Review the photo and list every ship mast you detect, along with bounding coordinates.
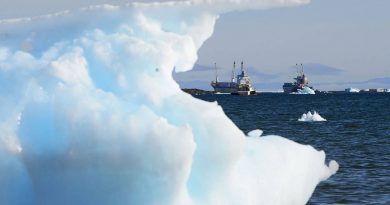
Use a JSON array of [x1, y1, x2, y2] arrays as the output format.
[[300, 63, 304, 75], [214, 62, 218, 82], [241, 61, 244, 75], [231, 61, 236, 83]]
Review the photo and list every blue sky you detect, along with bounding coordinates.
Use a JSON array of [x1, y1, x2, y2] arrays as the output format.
[[0, 0, 389, 91]]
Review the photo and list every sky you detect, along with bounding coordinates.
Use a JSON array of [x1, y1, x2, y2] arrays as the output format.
[[190, 0, 390, 91], [0, 0, 389, 91]]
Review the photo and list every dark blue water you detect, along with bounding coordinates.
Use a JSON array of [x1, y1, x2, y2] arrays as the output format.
[[195, 93, 390, 204]]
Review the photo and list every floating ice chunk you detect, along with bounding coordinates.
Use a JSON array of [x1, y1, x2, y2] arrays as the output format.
[[329, 160, 339, 176], [298, 111, 327, 122], [345, 88, 360, 93], [247, 129, 263, 137], [292, 86, 315, 94], [239, 135, 339, 204], [215, 92, 231, 95]]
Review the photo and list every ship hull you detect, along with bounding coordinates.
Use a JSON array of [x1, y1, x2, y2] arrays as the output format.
[[211, 82, 257, 95], [211, 82, 237, 94], [213, 87, 236, 94], [283, 84, 314, 93], [283, 83, 297, 93], [231, 90, 257, 96], [283, 86, 293, 93], [283, 87, 299, 93]]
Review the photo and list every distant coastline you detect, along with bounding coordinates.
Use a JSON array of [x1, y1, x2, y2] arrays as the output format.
[[182, 88, 390, 95], [182, 88, 214, 95]]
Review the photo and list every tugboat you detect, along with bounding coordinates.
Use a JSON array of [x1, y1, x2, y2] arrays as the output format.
[[283, 64, 314, 93], [211, 61, 257, 95]]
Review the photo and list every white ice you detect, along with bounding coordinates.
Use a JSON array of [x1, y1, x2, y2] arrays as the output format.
[[298, 111, 327, 122], [247, 129, 263, 137], [293, 86, 316, 94], [345, 88, 360, 93], [0, 1, 338, 205]]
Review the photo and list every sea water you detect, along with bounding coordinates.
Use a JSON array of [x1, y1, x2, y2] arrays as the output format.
[[195, 93, 390, 204]]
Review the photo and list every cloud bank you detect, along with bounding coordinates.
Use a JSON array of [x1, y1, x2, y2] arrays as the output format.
[[0, 1, 338, 205]]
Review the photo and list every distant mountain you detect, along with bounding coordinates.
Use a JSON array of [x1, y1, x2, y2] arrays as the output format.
[[316, 77, 390, 86], [313, 76, 390, 91], [174, 63, 281, 80], [292, 63, 343, 76], [188, 64, 215, 72], [175, 80, 213, 90], [365, 77, 390, 85], [174, 63, 283, 90], [246, 66, 282, 81]]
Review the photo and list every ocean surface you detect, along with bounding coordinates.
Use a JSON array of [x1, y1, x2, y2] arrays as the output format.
[[194, 93, 390, 204]]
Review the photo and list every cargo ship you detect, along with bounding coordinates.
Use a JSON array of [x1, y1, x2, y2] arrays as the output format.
[[211, 61, 256, 95], [283, 64, 314, 93]]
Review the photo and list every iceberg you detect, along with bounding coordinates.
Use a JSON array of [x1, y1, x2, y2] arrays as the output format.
[[0, 1, 338, 205], [345, 88, 360, 93], [293, 86, 316, 94], [298, 111, 327, 122]]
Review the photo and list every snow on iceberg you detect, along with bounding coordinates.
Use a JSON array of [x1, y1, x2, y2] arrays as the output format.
[[298, 111, 327, 122], [345, 88, 360, 93], [293, 86, 316, 94], [0, 1, 338, 205]]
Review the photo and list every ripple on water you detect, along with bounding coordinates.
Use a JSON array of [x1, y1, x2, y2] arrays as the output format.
[[196, 93, 390, 204]]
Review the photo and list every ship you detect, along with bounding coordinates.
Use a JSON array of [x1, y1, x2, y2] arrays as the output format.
[[283, 64, 314, 93], [211, 61, 257, 95]]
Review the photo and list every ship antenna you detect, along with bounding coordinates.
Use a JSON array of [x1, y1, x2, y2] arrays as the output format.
[[232, 61, 236, 82], [241, 61, 244, 74], [214, 62, 218, 82]]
